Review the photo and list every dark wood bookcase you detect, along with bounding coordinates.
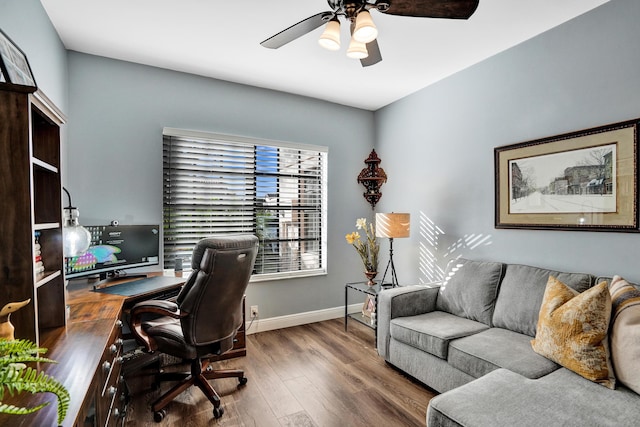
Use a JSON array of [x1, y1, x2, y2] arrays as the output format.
[[0, 85, 67, 345]]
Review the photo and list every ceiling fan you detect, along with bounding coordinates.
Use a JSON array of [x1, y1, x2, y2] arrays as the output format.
[[260, 0, 480, 67]]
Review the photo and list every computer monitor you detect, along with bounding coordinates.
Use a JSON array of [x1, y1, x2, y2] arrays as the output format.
[[65, 224, 160, 280]]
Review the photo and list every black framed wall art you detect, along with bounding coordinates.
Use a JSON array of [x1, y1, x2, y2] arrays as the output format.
[[0, 28, 37, 89], [495, 119, 639, 232]]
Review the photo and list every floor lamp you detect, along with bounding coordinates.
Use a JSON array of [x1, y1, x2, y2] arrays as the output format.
[[376, 213, 410, 287]]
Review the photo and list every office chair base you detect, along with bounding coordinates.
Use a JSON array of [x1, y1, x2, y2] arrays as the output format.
[[153, 409, 166, 422], [213, 407, 224, 419], [149, 358, 246, 422], [152, 406, 225, 422]]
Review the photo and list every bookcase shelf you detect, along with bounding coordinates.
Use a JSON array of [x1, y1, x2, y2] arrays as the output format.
[[35, 270, 61, 288], [0, 87, 67, 344], [32, 157, 58, 173], [34, 222, 61, 231]]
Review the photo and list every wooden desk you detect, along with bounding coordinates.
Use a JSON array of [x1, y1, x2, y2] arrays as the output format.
[[0, 274, 185, 427]]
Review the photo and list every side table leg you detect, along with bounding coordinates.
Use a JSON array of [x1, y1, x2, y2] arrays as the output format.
[[344, 285, 348, 331]]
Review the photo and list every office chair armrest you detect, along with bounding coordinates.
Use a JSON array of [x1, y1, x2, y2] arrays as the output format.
[[132, 299, 180, 314], [130, 300, 186, 352]]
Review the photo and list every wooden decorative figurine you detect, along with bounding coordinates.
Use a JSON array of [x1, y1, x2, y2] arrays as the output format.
[[0, 299, 31, 340]]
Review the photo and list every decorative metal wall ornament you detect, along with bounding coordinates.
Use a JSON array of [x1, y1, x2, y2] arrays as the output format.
[[357, 149, 387, 209]]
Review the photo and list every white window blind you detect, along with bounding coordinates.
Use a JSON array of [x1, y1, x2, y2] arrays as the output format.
[[163, 128, 328, 280]]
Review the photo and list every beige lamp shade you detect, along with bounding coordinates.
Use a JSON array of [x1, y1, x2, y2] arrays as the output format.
[[318, 18, 341, 51], [353, 10, 378, 44], [376, 213, 410, 238], [346, 37, 368, 59]]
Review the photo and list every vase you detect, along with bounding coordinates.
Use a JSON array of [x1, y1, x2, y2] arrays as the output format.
[[364, 271, 378, 286]]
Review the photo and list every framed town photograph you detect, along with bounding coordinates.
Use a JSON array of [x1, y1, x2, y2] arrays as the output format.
[[0, 29, 36, 88], [495, 119, 639, 232]]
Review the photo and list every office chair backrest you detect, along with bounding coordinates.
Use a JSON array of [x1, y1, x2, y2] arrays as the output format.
[[177, 235, 257, 347]]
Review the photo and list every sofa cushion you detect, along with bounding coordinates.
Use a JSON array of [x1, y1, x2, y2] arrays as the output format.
[[531, 277, 615, 389], [448, 328, 559, 380], [609, 275, 640, 394], [427, 368, 640, 427], [492, 263, 592, 337], [435, 258, 504, 326], [390, 311, 488, 359]]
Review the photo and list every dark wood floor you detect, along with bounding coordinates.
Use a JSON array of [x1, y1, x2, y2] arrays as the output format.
[[124, 318, 435, 426]]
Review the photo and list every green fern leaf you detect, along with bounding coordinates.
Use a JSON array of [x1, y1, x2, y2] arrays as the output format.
[[0, 339, 69, 424], [0, 367, 70, 424], [0, 339, 45, 358], [0, 401, 49, 415]]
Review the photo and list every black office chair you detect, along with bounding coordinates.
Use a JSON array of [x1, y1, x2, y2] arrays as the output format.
[[130, 235, 258, 422]]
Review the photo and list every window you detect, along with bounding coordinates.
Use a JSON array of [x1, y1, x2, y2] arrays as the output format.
[[162, 128, 328, 280]]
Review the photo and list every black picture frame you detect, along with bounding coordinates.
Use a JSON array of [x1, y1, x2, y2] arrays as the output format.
[[495, 119, 639, 232], [0, 28, 37, 89]]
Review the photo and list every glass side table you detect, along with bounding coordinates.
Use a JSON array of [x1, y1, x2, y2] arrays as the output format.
[[344, 280, 392, 336]]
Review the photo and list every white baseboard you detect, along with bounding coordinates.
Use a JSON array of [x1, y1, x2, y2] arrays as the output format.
[[245, 303, 363, 335]]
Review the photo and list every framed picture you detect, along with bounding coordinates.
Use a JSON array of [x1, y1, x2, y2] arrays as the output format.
[[495, 119, 639, 232], [0, 29, 36, 88]]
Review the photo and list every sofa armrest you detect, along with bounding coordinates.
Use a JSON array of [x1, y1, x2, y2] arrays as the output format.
[[376, 284, 440, 359]]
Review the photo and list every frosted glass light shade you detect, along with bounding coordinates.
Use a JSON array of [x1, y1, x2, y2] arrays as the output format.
[[376, 213, 410, 238], [63, 208, 91, 257], [347, 37, 368, 59], [318, 19, 341, 51], [353, 10, 378, 43]]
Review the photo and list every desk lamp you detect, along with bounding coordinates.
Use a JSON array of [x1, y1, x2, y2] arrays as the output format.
[[376, 212, 410, 287], [62, 187, 91, 257]]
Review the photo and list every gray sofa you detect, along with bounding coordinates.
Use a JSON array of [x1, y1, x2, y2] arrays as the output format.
[[376, 258, 640, 426]]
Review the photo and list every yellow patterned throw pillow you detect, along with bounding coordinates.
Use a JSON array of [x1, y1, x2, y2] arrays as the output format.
[[609, 275, 640, 394], [531, 276, 615, 389]]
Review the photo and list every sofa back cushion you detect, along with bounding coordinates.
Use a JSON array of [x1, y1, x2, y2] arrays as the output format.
[[435, 258, 505, 326], [492, 263, 592, 337]]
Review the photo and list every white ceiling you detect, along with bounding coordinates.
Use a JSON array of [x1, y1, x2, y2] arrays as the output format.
[[40, 0, 609, 111]]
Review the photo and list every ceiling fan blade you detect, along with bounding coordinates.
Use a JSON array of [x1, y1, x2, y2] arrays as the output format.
[[361, 39, 382, 67], [379, 0, 479, 19], [261, 12, 333, 49]]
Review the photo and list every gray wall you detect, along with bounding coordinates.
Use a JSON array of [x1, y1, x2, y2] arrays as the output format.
[[0, 0, 68, 112], [0, 0, 69, 180], [374, 0, 640, 284], [67, 52, 376, 319]]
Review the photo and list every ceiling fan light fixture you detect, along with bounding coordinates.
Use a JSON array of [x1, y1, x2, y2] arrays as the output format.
[[346, 37, 368, 59], [353, 10, 378, 43], [318, 18, 341, 51]]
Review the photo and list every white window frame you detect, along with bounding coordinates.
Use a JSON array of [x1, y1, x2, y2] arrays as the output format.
[[163, 127, 328, 281]]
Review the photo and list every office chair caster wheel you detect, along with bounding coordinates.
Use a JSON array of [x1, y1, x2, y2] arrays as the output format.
[[213, 406, 224, 419], [239, 376, 248, 386], [153, 409, 166, 422]]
